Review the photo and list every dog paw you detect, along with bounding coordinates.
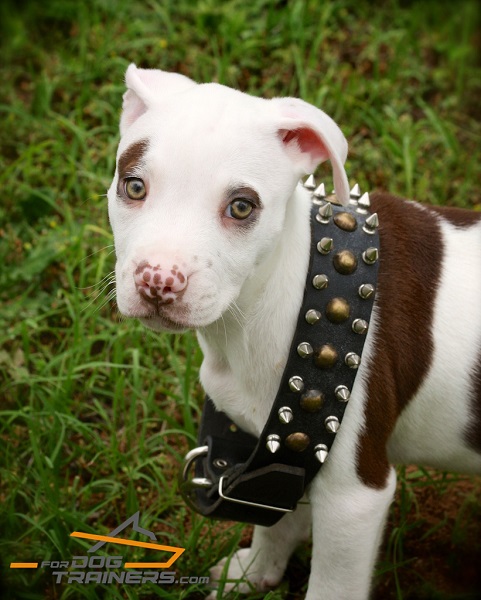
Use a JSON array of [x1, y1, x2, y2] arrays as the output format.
[[206, 547, 283, 598]]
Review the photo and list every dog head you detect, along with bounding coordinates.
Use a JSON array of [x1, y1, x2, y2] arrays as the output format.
[[108, 64, 349, 332]]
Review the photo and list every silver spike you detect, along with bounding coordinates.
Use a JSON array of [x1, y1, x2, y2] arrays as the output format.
[[350, 183, 361, 200], [317, 237, 333, 254], [335, 385, 350, 402], [316, 202, 333, 224], [345, 352, 361, 369], [352, 318, 369, 335], [325, 416, 340, 434], [304, 174, 316, 190], [297, 342, 313, 358], [362, 247, 379, 265], [278, 406, 294, 424], [314, 443, 329, 464], [313, 183, 326, 198], [305, 309, 321, 324], [358, 283, 375, 299], [363, 212, 379, 234], [312, 273, 329, 289], [266, 434, 281, 453], [357, 192, 371, 214], [288, 376, 304, 392]]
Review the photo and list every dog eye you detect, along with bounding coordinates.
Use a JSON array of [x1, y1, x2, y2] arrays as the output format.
[[124, 178, 146, 200], [226, 199, 254, 220]]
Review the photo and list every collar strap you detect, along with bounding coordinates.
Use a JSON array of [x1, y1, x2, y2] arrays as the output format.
[[180, 182, 379, 526]]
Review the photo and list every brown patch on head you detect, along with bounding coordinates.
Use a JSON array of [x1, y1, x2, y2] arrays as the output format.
[[465, 349, 481, 453], [357, 193, 444, 488], [429, 204, 481, 228], [116, 139, 149, 197]]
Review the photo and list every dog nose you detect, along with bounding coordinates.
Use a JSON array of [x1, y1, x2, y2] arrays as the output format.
[[134, 261, 188, 304]]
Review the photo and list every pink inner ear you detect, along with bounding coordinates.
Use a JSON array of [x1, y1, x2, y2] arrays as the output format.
[[282, 127, 329, 163], [120, 89, 148, 134]]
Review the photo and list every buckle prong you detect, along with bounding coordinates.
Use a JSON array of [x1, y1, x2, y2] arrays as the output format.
[[218, 476, 293, 514]]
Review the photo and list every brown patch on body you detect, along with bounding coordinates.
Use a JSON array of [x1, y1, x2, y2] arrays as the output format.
[[116, 140, 149, 197], [357, 193, 444, 488], [429, 204, 481, 228]]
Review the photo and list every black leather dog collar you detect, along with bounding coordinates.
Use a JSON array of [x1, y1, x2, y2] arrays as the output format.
[[179, 180, 379, 526]]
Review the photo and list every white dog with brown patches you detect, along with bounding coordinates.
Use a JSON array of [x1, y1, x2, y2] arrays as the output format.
[[108, 64, 481, 599]]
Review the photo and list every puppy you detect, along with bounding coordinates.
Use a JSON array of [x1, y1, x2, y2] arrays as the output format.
[[108, 64, 481, 599]]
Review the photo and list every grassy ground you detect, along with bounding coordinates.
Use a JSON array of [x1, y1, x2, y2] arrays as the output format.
[[1, 0, 480, 598]]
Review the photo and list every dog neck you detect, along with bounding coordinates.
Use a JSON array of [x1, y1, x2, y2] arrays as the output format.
[[197, 184, 312, 436]]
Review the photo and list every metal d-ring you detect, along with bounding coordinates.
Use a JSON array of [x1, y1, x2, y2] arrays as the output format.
[[179, 445, 212, 511]]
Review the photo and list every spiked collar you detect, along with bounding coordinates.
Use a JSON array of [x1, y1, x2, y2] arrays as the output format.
[[179, 180, 380, 526]]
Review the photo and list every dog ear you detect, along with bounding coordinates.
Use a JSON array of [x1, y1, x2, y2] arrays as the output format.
[[120, 64, 197, 135], [273, 98, 350, 205]]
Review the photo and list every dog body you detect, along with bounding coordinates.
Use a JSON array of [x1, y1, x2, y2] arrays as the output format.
[[108, 65, 481, 599]]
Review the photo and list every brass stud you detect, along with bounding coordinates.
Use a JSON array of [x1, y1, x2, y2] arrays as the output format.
[[362, 247, 379, 265], [345, 352, 361, 369], [335, 385, 350, 402], [266, 434, 281, 454], [333, 212, 357, 232], [278, 406, 294, 424], [305, 309, 321, 324], [297, 342, 313, 358], [313, 274, 329, 289], [352, 318, 369, 334], [285, 432, 310, 452], [314, 443, 329, 463], [325, 297, 351, 324], [326, 193, 343, 206], [288, 376, 304, 392], [317, 237, 333, 254], [333, 250, 358, 275], [325, 416, 340, 434], [300, 389, 325, 413], [315, 344, 338, 369], [358, 283, 375, 299]]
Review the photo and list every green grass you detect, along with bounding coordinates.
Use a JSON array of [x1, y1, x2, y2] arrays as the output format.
[[1, 0, 480, 598]]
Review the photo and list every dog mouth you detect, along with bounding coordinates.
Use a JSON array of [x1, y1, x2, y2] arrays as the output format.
[[138, 313, 189, 332]]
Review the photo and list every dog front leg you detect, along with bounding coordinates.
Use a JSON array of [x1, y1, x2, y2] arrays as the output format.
[[306, 467, 397, 600], [207, 500, 311, 598]]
